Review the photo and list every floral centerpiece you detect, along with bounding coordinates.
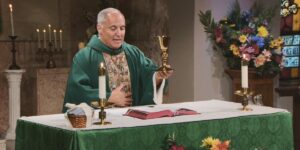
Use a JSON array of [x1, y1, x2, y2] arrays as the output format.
[[199, 0, 284, 75], [163, 133, 231, 150], [201, 136, 230, 150], [163, 133, 186, 150]]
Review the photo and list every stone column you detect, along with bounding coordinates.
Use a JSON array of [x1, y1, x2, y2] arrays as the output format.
[[4, 69, 25, 140], [0, 139, 6, 150]]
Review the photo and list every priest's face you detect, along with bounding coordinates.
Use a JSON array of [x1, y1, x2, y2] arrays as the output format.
[[97, 12, 126, 49]]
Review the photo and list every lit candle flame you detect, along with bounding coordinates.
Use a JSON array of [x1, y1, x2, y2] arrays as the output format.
[[9, 4, 13, 12]]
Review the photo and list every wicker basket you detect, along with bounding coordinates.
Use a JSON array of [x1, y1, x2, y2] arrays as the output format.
[[68, 114, 87, 128]]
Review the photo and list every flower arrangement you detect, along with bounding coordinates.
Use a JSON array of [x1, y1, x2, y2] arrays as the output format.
[[201, 136, 230, 150], [163, 133, 186, 150], [199, 0, 284, 75]]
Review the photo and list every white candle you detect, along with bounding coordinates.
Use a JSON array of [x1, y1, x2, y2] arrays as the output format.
[[43, 29, 46, 49], [59, 29, 62, 49], [53, 29, 57, 49], [48, 24, 52, 42], [99, 62, 106, 99], [36, 29, 41, 48], [9, 4, 14, 36], [241, 63, 248, 88]]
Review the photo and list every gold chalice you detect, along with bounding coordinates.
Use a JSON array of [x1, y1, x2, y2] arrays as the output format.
[[157, 35, 173, 73]]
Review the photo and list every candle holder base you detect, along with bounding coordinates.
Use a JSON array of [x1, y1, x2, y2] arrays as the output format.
[[240, 106, 253, 111], [46, 60, 56, 69], [94, 121, 111, 125], [9, 64, 20, 70], [91, 99, 112, 126]]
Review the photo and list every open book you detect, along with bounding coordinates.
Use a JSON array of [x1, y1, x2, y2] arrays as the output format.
[[124, 107, 198, 119]]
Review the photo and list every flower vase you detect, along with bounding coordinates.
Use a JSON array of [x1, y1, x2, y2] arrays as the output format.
[[225, 69, 278, 107]]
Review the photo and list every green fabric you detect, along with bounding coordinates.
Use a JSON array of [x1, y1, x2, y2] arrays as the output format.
[[63, 35, 157, 112], [15, 112, 293, 150], [88, 36, 123, 55]]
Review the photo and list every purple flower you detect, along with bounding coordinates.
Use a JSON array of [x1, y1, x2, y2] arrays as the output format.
[[250, 36, 265, 48]]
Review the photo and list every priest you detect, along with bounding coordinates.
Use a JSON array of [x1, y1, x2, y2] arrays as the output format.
[[63, 8, 173, 112]]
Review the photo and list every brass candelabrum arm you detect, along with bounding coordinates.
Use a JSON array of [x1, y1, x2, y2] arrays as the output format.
[[234, 88, 253, 111]]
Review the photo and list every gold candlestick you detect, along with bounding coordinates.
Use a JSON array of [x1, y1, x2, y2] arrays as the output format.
[[91, 99, 112, 125], [157, 35, 173, 73], [98, 98, 111, 125], [234, 88, 253, 111], [92, 63, 111, 125]]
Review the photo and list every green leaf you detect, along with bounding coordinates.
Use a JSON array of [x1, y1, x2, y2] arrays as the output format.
[[198, 10, 216, 35]]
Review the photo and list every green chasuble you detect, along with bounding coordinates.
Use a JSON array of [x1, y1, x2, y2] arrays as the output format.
[[63, 35, 157, 112]]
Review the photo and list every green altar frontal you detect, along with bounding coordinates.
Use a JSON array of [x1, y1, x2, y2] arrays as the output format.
[[16, 112, 293, 150]]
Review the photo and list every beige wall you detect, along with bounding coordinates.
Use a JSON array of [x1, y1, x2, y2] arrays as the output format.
[[167, 0, 195, 102]]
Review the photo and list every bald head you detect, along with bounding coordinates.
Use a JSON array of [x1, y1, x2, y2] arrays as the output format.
[[97, 8, 124, 24], [96, 8, 126, 49]]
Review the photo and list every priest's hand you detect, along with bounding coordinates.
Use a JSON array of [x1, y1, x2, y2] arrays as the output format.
[[155, 67, 173, 86], [108, 84, 132, 107]]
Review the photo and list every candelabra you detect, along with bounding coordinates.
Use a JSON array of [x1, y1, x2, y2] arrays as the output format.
[[36, 41, 63, 68], [8, 36, 20, 70]]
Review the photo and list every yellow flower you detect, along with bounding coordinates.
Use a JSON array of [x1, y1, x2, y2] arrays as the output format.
[[257, 26, 269, 37], [239, 35, 247, 43], [270, 37, 284, 49], [277, 37, 283, 44], [230, 44, 238, 51], [201, 136, 214, 147], [230, 44, 240, 56], [232, 48, 240, 56], [269, 40, 277, 48], [201, 136, 230, 150]]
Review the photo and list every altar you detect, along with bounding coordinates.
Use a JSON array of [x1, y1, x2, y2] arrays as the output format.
[[15, 100, 293, 150]]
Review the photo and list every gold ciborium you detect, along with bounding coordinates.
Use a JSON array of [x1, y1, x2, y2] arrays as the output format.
[[157, 35, 173, 73]]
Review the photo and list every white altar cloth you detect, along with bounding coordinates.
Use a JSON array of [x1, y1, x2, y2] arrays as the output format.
[[19, 99, 288, 131]]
